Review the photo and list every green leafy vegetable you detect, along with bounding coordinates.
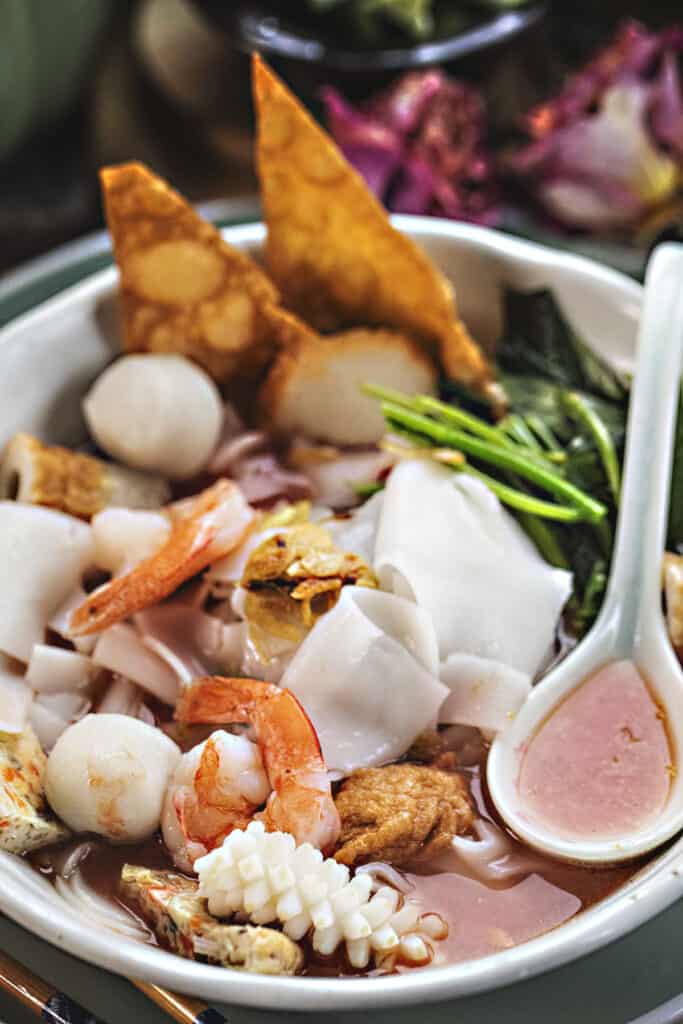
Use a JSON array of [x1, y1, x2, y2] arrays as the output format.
[[497, 289, 627, 402]]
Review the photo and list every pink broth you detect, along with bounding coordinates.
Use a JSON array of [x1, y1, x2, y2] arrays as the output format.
[[519, 660, 672, 840]]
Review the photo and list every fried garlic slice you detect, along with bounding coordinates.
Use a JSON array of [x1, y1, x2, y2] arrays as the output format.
[[242, 522, 377, 644]]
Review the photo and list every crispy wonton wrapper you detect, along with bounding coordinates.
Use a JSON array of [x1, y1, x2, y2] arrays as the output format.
[[252, 55, 491, 391], [100, 162, 309, 381]]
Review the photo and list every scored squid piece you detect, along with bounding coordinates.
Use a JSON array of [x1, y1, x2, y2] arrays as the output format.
[[0, 433, 170, 519]]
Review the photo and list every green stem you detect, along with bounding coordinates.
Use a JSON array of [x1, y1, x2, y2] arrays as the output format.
[[500, 414, 543, 451], [516, 511, 571, 568], [456, 466, 583, 522], [562, 390, 621, 505], [414, 395, 515, 449], [524, 414, 565, 456], [381, 400, 608, 524]]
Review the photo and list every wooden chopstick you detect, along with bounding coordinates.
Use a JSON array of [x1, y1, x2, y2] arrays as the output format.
[[0, 948, 227, 1024], [131, 980, 227, 1024], [0, 947, 104, 1022]]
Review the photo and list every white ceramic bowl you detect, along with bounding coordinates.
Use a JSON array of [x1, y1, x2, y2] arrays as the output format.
[[1, 218, 679, 1014]]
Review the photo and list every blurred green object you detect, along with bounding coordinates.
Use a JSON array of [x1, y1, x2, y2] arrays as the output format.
[[306, 0, 529, 39], [0, 0, 113, 162]]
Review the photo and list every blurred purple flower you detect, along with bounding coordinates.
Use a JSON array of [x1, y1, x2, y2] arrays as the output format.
[[322, 70, 500, 226], [511, 20, 683, 232]]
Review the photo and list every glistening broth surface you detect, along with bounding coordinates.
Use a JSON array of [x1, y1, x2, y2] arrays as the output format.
[[30, 753, 639, 977], [518, 660, 672, 841]]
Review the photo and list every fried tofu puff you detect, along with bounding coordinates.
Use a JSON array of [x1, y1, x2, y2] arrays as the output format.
[[334, 763, 474, 868], [252, 55, 491, 392], [260, 327, 438, 445], [0, 433, 170, 518]]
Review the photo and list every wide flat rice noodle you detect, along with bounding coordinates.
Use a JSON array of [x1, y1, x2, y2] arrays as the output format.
[[374, 461, 572, 676], [324, 491, 384, 564], [93, 624, 179, 705], [280, 586, 446, 773], [0, 503, 94, 662], [439, 653, 532, 733], [0, 657, 31, 734], [26, 646, 95, 694]]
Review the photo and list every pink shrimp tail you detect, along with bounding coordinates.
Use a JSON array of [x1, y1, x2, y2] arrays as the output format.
[[176, 676, 341, 853]]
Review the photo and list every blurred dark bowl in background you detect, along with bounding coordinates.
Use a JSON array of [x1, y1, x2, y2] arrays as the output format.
[[191, 0, 548, 119]]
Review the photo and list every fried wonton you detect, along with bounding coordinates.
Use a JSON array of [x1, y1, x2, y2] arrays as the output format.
[[260, 326, 438, 445], [252, 55, 491, 390], [100, 162, 309, 381]]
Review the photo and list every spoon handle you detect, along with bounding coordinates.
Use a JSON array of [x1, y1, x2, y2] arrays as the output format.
[[601, 244, 683, 649]]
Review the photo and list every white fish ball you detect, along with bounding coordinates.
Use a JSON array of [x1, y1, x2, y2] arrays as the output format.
[[45, 714, 181, 842], [83, 354, 223, 479]]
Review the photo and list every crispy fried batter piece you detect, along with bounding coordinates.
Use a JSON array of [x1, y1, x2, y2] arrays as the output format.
[[100, 162, 310, 381], [0, 725, 70, 854], [242, 522, 377, 644], [260, 326, 437, 445], [252, 55, 490, 390], [663, 552, 683, 648], [0, 433, 169, 519], [334, 763, 474, 868], [120, 865, 303, 974]]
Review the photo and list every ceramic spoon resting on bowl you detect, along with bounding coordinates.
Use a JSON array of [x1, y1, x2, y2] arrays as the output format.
[[487, 244, 683, 865]]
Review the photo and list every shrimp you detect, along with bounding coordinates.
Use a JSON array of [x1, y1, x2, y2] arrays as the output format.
[[162, 730, 270, 872], [69, 480, 254, 637], [175, 676, 341, 857]]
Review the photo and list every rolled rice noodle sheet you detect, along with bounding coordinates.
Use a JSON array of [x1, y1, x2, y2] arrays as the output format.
[[35, 691, 91, 723], [98, 675, 144, 716], [439, 653, 532, 733], [26, 645, 96, 694], [49, 588, 98, 655], [29, 702, 69, 751], [91, 508, 171, 574], [135, 603, 247, 685], [324, 491, 384, 565], [281, 586, 447, 773], [0, 656, 31, 734], [29, 691, 90, 751], [0, 503, 95, 663], [93, 624, 179, 705], [375, 462, 572, 675]]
